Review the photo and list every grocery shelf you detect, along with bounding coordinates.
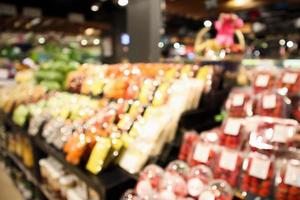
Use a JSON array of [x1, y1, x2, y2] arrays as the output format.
[[4, 150, 38, 185], [0, 111, 137, 200]]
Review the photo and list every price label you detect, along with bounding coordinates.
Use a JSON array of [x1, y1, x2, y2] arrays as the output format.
[[284, 162, 300, 187], [255, 75, 269, 87], [272, 125, 295, 143], [193, 143, 210, 163], [249, 157, 271, 180], [0, 69, 9, 79], [283, 72, 298, 84], [232, 94, 244, 107], [224, 119, 241, 136], [263, 94, 276, 109], [188, 178, 204, 197], [219, 150, 238, 171]]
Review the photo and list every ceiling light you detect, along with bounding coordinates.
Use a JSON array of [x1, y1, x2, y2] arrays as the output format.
[[279, 39, 285, 46], [204, 20, 212, 28], [81, 39, 88, 46], [158, 42, 164, 48], [93, 38, 100, 45], [118, 0, 128, 7], [287, 41, 294, 48], [173, 42, 180, 49], [91, 4, 99, 12]]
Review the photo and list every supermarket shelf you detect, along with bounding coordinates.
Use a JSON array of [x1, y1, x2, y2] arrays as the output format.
[[4, 151, 38, 186], [39, 185, 59, 200], [0, 111, 137, 200]]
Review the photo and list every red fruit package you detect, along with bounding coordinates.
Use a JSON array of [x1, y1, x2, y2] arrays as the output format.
[[187, 139, 218, 169], [135, 164, 164, 198], [225, 89, 254, 118], [248, 116, 298, 152], [240, 152, 275, 198], [187, 165, 213, 198], [214, 148, 243, 187], [275, 159, 300, 200], [254, 91, 290, 118], [178, 131, 199, 161], [277, 69, 300, 96], [198, 179, 233, 200], [253, 71, 276, 94], [219, 118, 245, 149], [291, 96, 300, 122]]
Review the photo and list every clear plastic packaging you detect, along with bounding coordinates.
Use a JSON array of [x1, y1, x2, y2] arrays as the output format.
[[225, 88, 253, 117], [240, 152, 275, 198], [248, 116, 298, 151], [219, 118, 245, 149], [275, 159, 300, 200], [253, 70, 276, 94], [198, 179, 233, 200], [254, 91, 291, 118], [187, 138, 218, 168], [187, 165, 213, 197], [277, 69, 300, 96], [214, 148, 243, 187], [178, 131, 199, 161], [135, 164, 164, 198]]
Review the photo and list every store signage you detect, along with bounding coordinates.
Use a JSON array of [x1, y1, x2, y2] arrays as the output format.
[[0, 3, 17, 16], [23, 7, 42, 17]]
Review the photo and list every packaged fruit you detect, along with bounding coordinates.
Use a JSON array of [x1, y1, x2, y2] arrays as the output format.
[[254, 91, 290, 118], [159, 170, 188, 198], [277, 69, 300, 96], [275, 159, 300, 200], [214, 148, 243, 187], [248, 116, 298, 151], [240, 152, 275, 198], [225, 88, 253, 117], [121, 189, 141, 200], [291, 96, 300, 122], [165, 160, 190, 179], [187, 165, 213, 197], [253, 71, 276, 94], [219, 118, 245, 149], [135, 164, 164, 198], [198, 179, 233, 200], [178, 131, 198, 161], [187, 139, 218, 168]]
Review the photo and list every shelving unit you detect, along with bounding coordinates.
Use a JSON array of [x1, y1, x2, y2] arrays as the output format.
[[0, 111, 137, 200]]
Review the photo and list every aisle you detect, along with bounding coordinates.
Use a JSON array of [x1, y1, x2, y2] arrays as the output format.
[[0, 163, 23, 200]]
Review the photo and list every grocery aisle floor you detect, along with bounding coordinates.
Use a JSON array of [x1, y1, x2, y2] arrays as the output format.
[[0, 163, 23, 200]]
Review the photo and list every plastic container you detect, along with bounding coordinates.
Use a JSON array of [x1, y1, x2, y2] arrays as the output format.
[[277, 69, 300, 96], [135, 164, 164, 198], [254, 91, 290, 118], [225, 88, 253, 117], [198, 179, 233, 200], [240, 152, 275, 198], [248, 116, 298, 152], [219, 118, 245, 149], [178, 131, 199, 161], [214, 148, 243, 187], [253, 71, 276, 94], [187, 165, 213, 198], [275, 159, 300, 200], [187, 139, 218, 168]]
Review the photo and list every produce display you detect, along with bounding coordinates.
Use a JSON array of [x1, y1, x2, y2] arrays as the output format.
[[275, 158, 300, 200], [0, 63, 207, 176], [121, 161, 231, 200]]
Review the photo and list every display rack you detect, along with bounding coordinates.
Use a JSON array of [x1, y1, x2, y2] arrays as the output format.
[[0, 111, 137, 200]]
